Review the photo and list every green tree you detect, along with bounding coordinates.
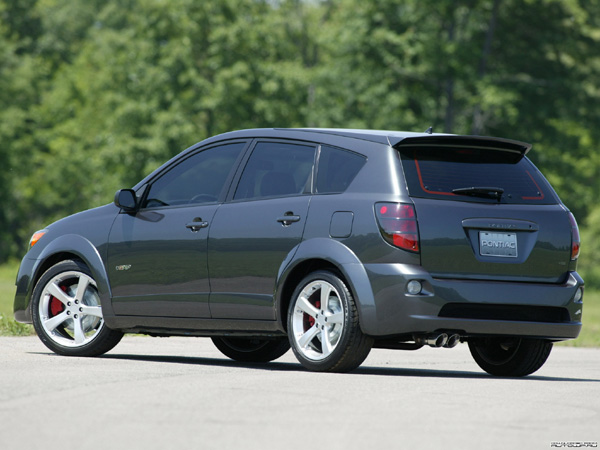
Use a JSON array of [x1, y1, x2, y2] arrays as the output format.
[[486, 0, 600, 221], [315, 0, 600, 220], [0, 0, 45, 257], [579, 205, 600, 286], [14, 0, 324, 240], [1, 0, 599, 287]]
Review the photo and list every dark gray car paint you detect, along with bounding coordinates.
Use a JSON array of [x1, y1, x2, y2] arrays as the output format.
[[107, 203, 220, 318], [208, 196, 311, 320], [14, 128, 583, 342], [14, 204, 119, 323]]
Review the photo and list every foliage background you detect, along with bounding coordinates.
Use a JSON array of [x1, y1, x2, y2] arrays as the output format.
[[1, 0, 599, 285]]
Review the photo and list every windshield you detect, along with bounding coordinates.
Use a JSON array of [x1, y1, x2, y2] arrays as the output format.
[[399, 146, 558, 205]]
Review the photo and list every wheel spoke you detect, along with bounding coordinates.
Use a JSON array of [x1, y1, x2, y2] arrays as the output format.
[[74, 275, 91, 303], [43, 311, 69, 332], [328, 311, 343, 325], [46, 282, 71, 305], [321, 328, 333, 357], [73, 317, 86, 344], [296, 294, 318, 318], [34, 266, 121, 352], [298, 324, 320, 349], [291, 277, 356, 364], [320, 284, 332, 311], [80, 305, 103, 318]]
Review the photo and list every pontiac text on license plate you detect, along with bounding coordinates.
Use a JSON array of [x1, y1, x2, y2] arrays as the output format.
[[479, 231, 518, 258]]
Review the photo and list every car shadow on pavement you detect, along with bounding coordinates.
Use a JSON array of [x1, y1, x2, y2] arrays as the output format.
[[353, 365, 600, 382], [95, 352, 600, 383], [99, 352, 298, 370]]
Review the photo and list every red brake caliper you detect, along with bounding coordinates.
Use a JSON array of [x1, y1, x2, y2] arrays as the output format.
[[305, 300, 321, 329], [49, 285, 67, 316]]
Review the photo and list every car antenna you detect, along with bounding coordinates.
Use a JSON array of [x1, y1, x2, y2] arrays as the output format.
[[424, 126, 433, 134]]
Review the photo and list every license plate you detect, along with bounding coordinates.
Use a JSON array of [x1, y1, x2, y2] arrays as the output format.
[[479, 231, 518, 258]]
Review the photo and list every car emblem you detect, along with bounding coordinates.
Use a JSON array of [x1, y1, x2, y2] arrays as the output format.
[[115, 265, 132, 271]]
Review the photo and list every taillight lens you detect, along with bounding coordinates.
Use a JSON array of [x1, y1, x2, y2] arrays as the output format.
[[375, 202, 420, 253], [568, 212, 580, 260]]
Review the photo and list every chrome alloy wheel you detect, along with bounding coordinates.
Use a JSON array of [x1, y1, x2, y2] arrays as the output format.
[[290, 280, 345, 361], [38, 270, 104, 347]]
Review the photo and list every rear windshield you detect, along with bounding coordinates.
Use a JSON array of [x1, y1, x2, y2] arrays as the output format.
[[399, 146, 557, 204]]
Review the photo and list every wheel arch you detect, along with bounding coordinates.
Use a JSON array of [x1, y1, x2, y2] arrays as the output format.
[[275, 238, 376, 334], [17, 235, 115, 324]]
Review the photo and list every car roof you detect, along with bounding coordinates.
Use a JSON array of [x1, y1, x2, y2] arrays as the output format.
[[134, 128, 532, 191], [282, 128, 442, 145], [204, 127, 440, 146], [202, 128, 531, 154]]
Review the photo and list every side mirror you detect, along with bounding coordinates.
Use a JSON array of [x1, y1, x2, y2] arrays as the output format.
[[114, 189, 138, 212]]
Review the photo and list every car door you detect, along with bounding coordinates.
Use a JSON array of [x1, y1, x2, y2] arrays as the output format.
[[208, 140, 317, 320], [107, 141, 246, 318]]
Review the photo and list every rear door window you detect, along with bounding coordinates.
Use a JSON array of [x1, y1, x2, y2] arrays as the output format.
[[316, 145, 366, 194], [234, 142, 316, 200], [399, 147, 557, 205]]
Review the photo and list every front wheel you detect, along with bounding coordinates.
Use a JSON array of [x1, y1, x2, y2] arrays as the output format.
[[287, 271, 373, 372], [468, 337, 553, 377], [31, 260, 123, 357], [211, 337, 290, 362]]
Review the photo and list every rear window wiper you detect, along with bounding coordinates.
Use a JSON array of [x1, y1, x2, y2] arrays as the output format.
[[452, 186, 504, 201]]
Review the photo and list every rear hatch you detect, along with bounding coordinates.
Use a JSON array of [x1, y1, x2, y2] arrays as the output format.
[[396, 136, 574, 284]]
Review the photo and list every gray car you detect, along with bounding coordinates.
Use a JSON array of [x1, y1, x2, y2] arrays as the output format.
[[14, 128, 584, 376]]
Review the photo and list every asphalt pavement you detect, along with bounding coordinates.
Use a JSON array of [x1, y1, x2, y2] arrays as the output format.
[[1, 336, 598, 450]]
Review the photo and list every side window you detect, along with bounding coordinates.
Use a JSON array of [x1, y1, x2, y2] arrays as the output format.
[[316, 145, 366, 193], [143, 142, 244, 208], [234, 142, 316, 200]]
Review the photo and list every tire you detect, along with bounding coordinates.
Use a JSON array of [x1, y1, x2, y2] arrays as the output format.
[[31, 260, 123, 357], [287, 270, 373, 372], [468, 337, 553, 377], [211, 337, 290, 362]]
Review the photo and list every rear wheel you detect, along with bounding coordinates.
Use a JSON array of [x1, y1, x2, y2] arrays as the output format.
[[287, 271, 373, 372], [31, 260, 123, 357], [468, 337, 553, 377], [211, 337, 290, 362]]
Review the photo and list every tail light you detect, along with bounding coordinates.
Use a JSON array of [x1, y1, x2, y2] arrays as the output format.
[[568, 212, 580, 260], [375, 202, 419, 253]]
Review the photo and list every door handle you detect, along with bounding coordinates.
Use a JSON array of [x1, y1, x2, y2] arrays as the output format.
[[186, 218, 209, 232], [276, 212, 301, 226]]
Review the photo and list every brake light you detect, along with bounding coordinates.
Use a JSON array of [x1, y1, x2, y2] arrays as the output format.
[[375, 203, 420, 252], [568, 212, 580, 260]]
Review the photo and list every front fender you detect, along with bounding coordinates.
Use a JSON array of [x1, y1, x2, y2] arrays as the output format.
[[14, 235, 115, 324], [275, 238, 377, 334]]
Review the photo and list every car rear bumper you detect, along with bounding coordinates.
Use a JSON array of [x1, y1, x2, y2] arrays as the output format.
[[358, 263, 583, 340]]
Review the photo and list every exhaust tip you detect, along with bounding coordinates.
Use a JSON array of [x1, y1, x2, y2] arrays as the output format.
[[444, 334, 461, 348], [414, 333, 448, 348], [433, 333, 448, 348]]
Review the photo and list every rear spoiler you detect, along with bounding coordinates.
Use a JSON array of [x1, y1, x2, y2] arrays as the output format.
[[390, 135, 532, 157]]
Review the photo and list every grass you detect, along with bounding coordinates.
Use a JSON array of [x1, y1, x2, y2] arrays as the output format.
[[558, 289, 600, 347], [0, 260, 34, 336], [0, 261, 598, 345]]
